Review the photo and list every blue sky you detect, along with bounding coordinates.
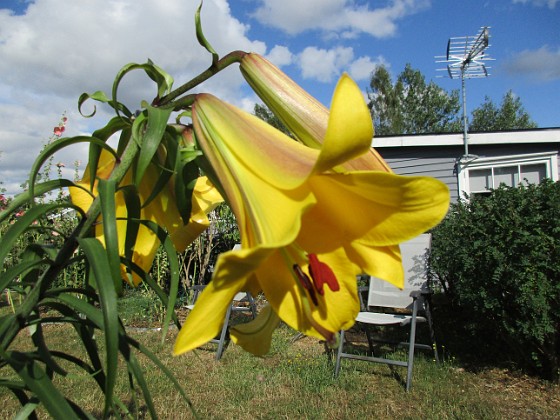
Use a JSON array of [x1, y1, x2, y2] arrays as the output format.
[[0, 0, 559, 196]]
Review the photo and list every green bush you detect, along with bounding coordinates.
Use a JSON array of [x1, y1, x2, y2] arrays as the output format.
[[429, 180, 560, 381]]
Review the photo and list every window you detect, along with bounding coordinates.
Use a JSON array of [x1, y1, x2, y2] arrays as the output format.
[[458, 152, 558, 197]]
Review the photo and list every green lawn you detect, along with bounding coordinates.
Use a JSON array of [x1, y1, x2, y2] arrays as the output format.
[[1, 313, 559, 419]]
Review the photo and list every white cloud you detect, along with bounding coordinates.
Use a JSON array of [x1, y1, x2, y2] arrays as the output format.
[[349, 55, 390, 81], [298, 46, 354, 82], [0, 0, 266, 196], [512, 0, 558, 9], [252, 0, 430, 38], [297, 46, 385, 83], [505, 46, 560, 81], [265, 45, 294, 67]]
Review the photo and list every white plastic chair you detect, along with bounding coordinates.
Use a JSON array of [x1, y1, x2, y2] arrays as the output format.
[[334, 233, 438, 391], [185, 245, 257, 360]]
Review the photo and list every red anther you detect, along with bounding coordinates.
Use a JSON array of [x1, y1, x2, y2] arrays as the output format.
[[293, 264, 318, 306], [308, 254, 340, 295]]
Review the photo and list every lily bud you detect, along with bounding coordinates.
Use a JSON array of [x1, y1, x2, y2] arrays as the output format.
[[240, 53, 392, 172]]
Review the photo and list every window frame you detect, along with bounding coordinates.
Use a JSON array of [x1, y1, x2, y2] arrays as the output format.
[[457, 152, 559, 197]]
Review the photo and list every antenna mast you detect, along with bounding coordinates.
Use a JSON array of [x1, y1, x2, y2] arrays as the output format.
[[436, 26, 493, 158]]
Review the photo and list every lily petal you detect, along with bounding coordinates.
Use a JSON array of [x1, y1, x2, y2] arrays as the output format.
[[230, 304, 281, 356], [313, 74, 373, 174], [174, 276, 246, 355]]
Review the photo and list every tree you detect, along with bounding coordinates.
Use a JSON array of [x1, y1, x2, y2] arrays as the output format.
[[469, 90, 538, 131], [254, 103, 292, 136], [368, 64, 462, 135]]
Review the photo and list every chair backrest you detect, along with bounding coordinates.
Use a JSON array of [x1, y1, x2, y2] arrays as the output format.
[[367, 233, 431, 310]]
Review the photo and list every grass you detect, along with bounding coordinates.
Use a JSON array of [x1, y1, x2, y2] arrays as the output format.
[[1, 293, 560, 418]]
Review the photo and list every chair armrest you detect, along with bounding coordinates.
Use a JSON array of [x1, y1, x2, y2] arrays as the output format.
[[409, 290, 422, 299]]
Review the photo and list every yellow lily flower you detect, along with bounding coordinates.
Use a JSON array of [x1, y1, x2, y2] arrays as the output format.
[[240, 52, 391, 172], [241, 52, 404, 292], [173, 73, 449, 356], [69, 147, 223, 285]]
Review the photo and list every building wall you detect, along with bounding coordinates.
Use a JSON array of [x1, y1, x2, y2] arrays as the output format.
[[376, 146, 461, 201], [376, 142, 560, 203]]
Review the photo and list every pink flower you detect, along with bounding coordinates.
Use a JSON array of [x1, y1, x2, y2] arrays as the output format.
[[53, 126, 65, 136]]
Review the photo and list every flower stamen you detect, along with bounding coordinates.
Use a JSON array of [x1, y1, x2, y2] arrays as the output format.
[[308, 254, 340, 295], [292, 264, 318, 306]]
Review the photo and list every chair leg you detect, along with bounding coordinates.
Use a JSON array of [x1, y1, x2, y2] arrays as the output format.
[[215, 303, 234, 360], [247, 293, 257, 319], [405, 300, 419, 392], [334, 330, 345, 378]]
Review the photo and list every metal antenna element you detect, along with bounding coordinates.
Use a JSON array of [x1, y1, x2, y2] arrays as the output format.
[[436, 26, 493, 158]]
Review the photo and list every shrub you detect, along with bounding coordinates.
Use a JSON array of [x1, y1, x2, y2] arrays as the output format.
[[429, 180, 560, 381]]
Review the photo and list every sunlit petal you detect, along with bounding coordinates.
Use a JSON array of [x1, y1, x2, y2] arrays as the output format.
[[313, 74, 373, 174], [240, 53, 391, 173], [174, 277, 246, 355]]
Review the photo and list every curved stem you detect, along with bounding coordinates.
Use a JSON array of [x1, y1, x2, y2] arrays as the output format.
[[155, 50, 247, 107]]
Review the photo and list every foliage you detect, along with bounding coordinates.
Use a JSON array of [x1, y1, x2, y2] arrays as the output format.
[[367, 65, 538, 136], [254, 103, 292, 136], [0, 4, 249, 416], [367, 64, 462, 135], [429, 180, 560, 381], [469, 90, 538, 131]]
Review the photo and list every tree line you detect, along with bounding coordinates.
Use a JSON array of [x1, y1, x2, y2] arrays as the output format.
[[255, 63, 537, 135]]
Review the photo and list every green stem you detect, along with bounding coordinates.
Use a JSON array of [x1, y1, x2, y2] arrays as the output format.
[[155, 50, 247, 107]]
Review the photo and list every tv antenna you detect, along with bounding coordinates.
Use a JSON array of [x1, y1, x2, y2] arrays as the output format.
[[436, 26, 493, 158]]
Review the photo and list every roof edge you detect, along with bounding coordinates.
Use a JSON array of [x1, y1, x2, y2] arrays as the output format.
[[373, 127, 560, 148]]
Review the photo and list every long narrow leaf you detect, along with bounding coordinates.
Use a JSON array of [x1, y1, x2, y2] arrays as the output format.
[[125, 352, 157, 419], [126, 335, 196, 416], [14, 398, 39, 420], [0, 260, 51, 292], [98, 178, 123, 295], [7, 351, 77, 418], [112, 62, 174, 107], [133, 104, 174, 186], [77, 238, 120, 417], [0, 203, 63, 269], [0, 179, 76, 224], [195, 1, 219, 65], [28, 136, 115, 200], [134, 219, 181, 333], [29, 323, 67, 376]]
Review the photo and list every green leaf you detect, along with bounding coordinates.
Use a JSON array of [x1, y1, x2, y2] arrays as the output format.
[[0, 260, 51, 293], [97, 178, 123, 295], [195, 1, 219, 65], [112, 61, 174, 113], [14, 399, 39, 420], [118, 185, 141, 284], [133, 104, 174, 186], [126, 353, 157, 419], [0, 203, 64, 270], [28, 136, 116, 201], [0, 180, 77, 224], [77, 238, 120, 417], [78, 90, 133, 118], [142, 220, 181, 334], [6, 351, 77, 418], [29, 323, 67, 376], [126, 335, 196, 415], [176, 160, 199, 225]]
